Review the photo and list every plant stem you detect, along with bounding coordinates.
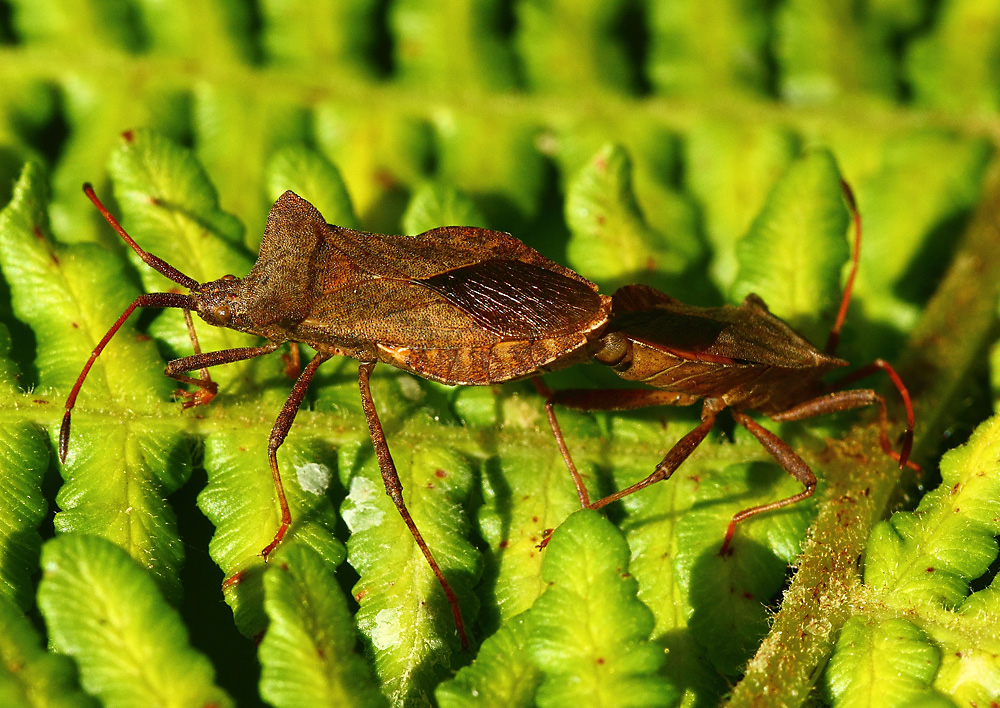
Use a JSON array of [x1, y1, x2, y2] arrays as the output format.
[[727, 156, 1000, 706]]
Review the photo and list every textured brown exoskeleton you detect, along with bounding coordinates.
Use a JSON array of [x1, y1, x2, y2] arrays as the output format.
[[538, 183, 916, 553], [60, 185, 611, 648]]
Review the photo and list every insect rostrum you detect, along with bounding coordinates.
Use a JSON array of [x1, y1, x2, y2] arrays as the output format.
[[60, 184, 610, 649]]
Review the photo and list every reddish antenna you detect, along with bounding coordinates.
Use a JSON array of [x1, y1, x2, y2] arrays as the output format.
[[825, 179, 862, 356], [823, 180, 915, 471], [60, 185, 198, 462], [82, 184, 198, 291]]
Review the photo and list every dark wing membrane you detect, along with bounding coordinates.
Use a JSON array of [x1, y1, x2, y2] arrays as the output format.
[[615, 301, 833, 369], [612, 283, 679, 312], [613, 309, 733, 361], [417, 258, 605, 338]]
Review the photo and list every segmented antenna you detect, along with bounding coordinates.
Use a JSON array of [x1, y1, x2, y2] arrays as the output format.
[[825, 179, 861, 356], [824, 181, 916, 471], [83, 183, 198, 291], [60, 186, 199, 462]]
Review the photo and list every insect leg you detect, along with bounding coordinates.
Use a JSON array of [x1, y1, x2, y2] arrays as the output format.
[[165, 341, 283, 374], [259, 350, 332, 559], [358, 361, 468, 650], [282, 342, 301, 380], [770, 383, 916, 471], [587, 398, 720, 511], [727, 410, 816, 555], [823, 359, 915, 469], [171, 308, 216, 407], [531, 377, 591, 506], [535, 378, 700, 508], [163, 341, 283, 407], [177, 308, 214, 408]]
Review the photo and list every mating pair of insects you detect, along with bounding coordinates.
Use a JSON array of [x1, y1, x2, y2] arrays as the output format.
[[60, 182, 915, 650]]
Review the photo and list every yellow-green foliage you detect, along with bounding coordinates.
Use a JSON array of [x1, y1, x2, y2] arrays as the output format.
[[0, 2, 999, 707]]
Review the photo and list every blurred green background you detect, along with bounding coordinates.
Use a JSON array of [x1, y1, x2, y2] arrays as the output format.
[[1, 2, 1000, 708]]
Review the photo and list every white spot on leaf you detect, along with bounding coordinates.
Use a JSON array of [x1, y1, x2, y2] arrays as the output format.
[[295, 462, 331, 495], [370, 607, 402, 650], [343, 475, 384, 532]]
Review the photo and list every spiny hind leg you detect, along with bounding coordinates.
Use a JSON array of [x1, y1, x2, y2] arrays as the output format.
[[724, 410, 816, 555], [769, 387, 916, 470], [359, 361, 468, 650]]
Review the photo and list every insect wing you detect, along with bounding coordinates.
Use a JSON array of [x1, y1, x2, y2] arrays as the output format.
[[608, 306, 763, 394], [296, 225, 609, 384], [613, 307, 734, 364], [613, 285, 835, 370], [305, 226, 607, 345], [611, 283, 680, 311], [418, 258, 604, 339]]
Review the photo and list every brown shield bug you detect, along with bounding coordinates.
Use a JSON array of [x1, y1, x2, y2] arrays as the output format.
[[60, 184, 611, 648], [538, 182, 916, 553]]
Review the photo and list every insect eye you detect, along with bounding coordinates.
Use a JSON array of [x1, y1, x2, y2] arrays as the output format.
[[221, 274, 236, 281], [213, 305, 232, 323]]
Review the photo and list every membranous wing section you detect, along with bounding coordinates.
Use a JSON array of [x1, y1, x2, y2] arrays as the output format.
[[297, 225, 609, 384], [609, 285, 844, 406], [418, 258, 603, 338]]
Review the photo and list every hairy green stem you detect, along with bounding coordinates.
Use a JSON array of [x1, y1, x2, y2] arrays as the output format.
[[728, 156, 1000, 706]]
